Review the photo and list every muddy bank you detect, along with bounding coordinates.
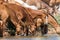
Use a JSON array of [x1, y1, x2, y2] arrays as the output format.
[[0, 34, 60, 40]]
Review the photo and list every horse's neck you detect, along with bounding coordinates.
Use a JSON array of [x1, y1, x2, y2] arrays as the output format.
[[48, 14, 60, 28]]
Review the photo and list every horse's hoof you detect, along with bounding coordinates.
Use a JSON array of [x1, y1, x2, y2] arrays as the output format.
[[15, 33, 18, 36], [20, 33, 24, 36], [3, 32, 10, 37], [24, 34, 26, 36]]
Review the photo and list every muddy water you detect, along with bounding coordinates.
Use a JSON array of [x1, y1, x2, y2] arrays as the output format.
[[0, 34, 60, 40]]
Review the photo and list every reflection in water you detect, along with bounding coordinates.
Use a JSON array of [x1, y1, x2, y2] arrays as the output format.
[[0, 34, 60, 40]]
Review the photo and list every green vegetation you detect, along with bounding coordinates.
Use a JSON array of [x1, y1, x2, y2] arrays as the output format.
[[54, 14, 60, 24]]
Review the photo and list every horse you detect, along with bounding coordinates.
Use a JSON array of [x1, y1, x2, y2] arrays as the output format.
[[1, 1, 59, 35], [0, 1, 35, 36], [3, 3, 47, 35], [0, 1, 37, 36], [4, 3, 36, 36], [2, 0, 48, 35]]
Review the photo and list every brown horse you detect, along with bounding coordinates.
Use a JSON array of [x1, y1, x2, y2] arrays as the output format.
[[0, 1, 35, 36], [0, 1, 59, 35], [0, 1, 39, 36], [3, 3, 47, 35], [5, 3, 36, 36]]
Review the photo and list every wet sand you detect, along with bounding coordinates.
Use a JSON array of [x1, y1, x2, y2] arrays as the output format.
[[0, 34, 60, 40]]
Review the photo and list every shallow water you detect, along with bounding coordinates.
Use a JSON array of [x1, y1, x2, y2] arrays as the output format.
[[0, 34, 60, 40]]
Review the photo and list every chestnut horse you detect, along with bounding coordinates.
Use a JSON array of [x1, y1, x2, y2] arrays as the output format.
[[0, 0, 59, 35], [0, 1, 36, 36], [5, 3, 36, 36], [0, 0, 44, 36]]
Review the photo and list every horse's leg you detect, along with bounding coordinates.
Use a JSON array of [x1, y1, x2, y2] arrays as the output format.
[[0, 20, 3, 37], [8, 9, 22, 35], [23, 26, 27, 36], [0, 21, 9, 37], [10, 19, 22, 36], [3, 21, 9, 37], [1, 12, 9, 37], [23, 25, 28, 36], [28, 24, 36, 36], [16, 24, 21, 35]]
